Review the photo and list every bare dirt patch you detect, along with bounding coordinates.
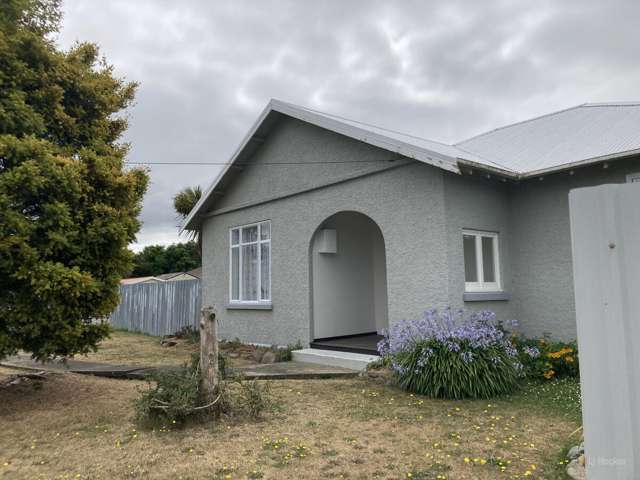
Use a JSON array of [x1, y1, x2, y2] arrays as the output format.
[[0, 368, 578, 479]]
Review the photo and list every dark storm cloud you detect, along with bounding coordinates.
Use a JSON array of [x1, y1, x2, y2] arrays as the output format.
[[56, 0, 640, 249]]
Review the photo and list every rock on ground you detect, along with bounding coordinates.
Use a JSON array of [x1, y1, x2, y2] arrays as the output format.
[[261, 351, 276, 364], [566, 456, 586, 480]]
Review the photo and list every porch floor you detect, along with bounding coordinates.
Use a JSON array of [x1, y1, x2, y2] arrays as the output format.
[[310, 333, 382, 355]]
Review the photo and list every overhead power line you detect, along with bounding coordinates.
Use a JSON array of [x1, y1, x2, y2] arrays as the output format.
[[124, 158, 403, 166]]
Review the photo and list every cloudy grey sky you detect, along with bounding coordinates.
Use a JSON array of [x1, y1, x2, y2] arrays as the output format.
[[56, 0, 640, 250]]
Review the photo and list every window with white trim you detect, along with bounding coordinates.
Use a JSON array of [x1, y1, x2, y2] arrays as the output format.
[[462, 230, 501, 292], [230, 221, 271, 303], [626, 172, 640, 183]]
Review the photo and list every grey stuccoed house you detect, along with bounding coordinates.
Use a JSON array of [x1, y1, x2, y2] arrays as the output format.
[[183, 100, 640, 365]]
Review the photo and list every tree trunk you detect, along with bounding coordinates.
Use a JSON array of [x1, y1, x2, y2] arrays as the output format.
[[199, 305, 219, 401]]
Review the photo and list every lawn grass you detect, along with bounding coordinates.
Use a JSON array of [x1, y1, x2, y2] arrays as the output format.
[[0, 366, 581, 479], [81, 330, 256, 368], [81, 330, 198, 367]]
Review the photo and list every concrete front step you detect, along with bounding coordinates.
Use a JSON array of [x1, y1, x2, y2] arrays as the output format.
[[291, 348, 378, 371]]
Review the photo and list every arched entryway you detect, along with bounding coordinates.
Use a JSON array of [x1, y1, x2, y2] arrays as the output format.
[[309, 211, 388, 354]]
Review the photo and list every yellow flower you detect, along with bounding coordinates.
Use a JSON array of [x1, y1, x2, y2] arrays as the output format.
[[565, 356, 574, 363], [464, 457, 470, 463]]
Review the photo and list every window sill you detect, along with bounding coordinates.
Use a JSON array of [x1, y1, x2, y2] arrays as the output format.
[[463, 291, 510, 302], [226, 303, 273, 310]]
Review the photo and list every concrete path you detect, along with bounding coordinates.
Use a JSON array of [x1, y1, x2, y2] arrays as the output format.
[[233, 361, 358, 380], [1, 354, 358, 380]]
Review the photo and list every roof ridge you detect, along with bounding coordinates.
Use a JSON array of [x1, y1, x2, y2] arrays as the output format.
[[455, 103, 587, 146], [274, 99, 452, 147]]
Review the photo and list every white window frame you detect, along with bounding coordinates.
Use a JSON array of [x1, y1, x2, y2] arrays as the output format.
[[626, 172, 640, 183], [462, 229, 501, 293], [229, 220, 271, 304]]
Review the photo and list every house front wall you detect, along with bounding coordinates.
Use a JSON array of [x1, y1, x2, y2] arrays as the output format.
[[509, 156, 640, 340], [201, 119, 452, 346], [199, 115, 640, 346], [442, 172, 514, 321]]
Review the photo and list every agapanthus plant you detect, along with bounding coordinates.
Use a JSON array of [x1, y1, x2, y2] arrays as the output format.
[[378, 308, 521, 399]]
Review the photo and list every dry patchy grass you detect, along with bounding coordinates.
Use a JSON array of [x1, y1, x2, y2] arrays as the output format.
[[0, 367, 578, 479], [81, 330, 198, 367], [81, 330, 254, 368]]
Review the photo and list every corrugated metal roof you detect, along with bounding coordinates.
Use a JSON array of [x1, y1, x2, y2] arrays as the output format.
[[156, 272, 182, 281], [457, 103, 640, 176], [277, 101, 495, 168], [120, 276, 159, 285]]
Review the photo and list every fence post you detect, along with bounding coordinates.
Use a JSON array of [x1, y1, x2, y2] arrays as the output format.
[[569, 183, 640, 479], [199, 305, 219, 400]]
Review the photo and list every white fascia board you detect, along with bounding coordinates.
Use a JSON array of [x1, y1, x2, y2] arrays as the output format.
[[455, 158, 519, 179], [182, 101, 277, 231], [458, 147, 640, 180], [519, 148, 640, 179]]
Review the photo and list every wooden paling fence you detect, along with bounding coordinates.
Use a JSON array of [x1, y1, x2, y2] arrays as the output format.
[[109, 279, 201, 336]]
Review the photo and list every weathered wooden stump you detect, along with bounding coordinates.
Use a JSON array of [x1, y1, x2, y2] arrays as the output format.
[[199, 305, 219, 401]]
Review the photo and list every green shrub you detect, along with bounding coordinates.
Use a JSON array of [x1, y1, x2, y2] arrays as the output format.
[[273, 340, 303, 362], [135, 353, 274, 427], [134, 361, 216, 427], [378, 309, 521, 399], [234, 378, 276, 418], [395, 339, 519, 399], [512, 337, 579, 380], [189, 351, 227, 379], [366, 356, 392, 371]]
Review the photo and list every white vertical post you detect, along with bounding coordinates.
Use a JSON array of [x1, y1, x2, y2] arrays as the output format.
[[569, 183, 640, 480]]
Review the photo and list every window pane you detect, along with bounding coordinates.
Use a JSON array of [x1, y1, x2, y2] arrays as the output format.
[[241, 244, 258, 300], [231, 229, 240, 245], [231, 247, 239, 300], [242, 226, 258, 243], [261, 243, 270, 300], [482, 236, 495, 282], [463, 235, 478, 282], [260, 221, 270, 240]]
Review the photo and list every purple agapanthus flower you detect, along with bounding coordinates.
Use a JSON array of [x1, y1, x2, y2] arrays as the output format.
[[504, 344, 518, 357], [377, 308, 512, 357], [460, 351, 475, 363], [416, 347, 434, 367], [523, 346, 541, 358]]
